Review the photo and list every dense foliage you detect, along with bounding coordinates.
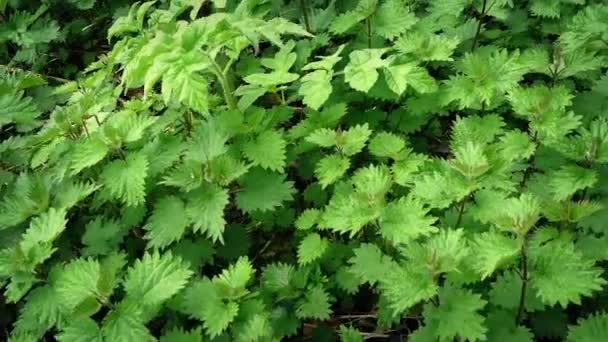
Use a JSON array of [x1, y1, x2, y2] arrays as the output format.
[[2, 0, 608, 340]]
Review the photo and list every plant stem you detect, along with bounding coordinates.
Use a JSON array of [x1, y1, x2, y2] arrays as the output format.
[[515, 239, 529, 324], [520, 131, 539, 190], [366, 17, 372, 49], [471, 0, 488, 52], [300, 0, 311, 32], [455, 196, 468, 228], [208, 55, 237, 110]]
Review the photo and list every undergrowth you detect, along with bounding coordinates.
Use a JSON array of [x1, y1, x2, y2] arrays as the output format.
[[2, 0, 608, 341]]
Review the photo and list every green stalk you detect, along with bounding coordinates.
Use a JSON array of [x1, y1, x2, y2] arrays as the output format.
[[366, 17, 372, 49], [455, 196, 468, 228], [300, 0, 311, 32], [515, 238, 529, 324], [208, 56, 237, 110], [471, 0, 488, 52]]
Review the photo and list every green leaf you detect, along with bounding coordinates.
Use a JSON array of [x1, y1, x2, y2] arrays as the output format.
[[102, 301, 155, 342], [422, 285, 487, 342], [451, 141, 490, 179], [381, 263, 438, 315], [20, 208, 66, 256], [299, 70, 333, 110], [56, 319, 103, 342], [529, 240, 606, 306], [379, 197, 438, 245], [236, 168, 295, 212], [330, 0, 377, 34], [315, 154, 350, 188], [395, 31, 460, 61], [70, 136, 109, 174], [568, 312, 608, 342], [123, 251, 193, 307], [298, 233, 329, 265], [159, 328, 203, 342], [344, 49, 388, 93], [349, 244, 397, 285], [338, 124, 372, 156], [54, 258, 101, 309], [295, 209, 321, 230], [372, 0, 417, 40], [82, 217, 125, 256], [242, 130, 287, 171], [55, 181, 99, 211], [180, 279, 239, 338], [384, 63, 438, 96], [100, 153, 148, 206], [368, 132, 406, 157], [306, 128, 337, 147], [185, 119, 229, 164], [339, 325, 364, 342], [489, 270, 545, 312], [498, 130, 536, 161], [485, 310, 534, 342], [144, 196, 189, 248], [549, 165, 597, 202], [11, 285, 64, 338], [472, 231, 520, 279], [213, 257, 253, 299], [186, 185, 229, 242], [296, 285, 332, 320], [161, 56, 210, 114]]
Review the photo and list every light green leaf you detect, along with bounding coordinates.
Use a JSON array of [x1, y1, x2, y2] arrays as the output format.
[[295, 209, 321, 230], [242, 130, 287, 171], [186, 185, 229, 242], [236, 168, 295, 213], [184, 119, 229, 164], [100, 153, 148, 206], [373, 0, 417, 40], [530, 240, 606, 307], [423, 285, 487, 342], [338, 124, 372, 156], [54, 258, 101, 309], [344, 49, 388, 93], [299, 70, 333, 110], [298, 233, 329, 265], [144, 196, 189, 248], [395, 31, 460, 61], [340, 325, 364, 342], [315, 154, 350, 188], [379, 197, 438, 245], [102, 301, 154, 342], [56, 318, 103, 342], [123, 251, 193, 307], [349, 244, 397, 285], [296, 285, 332, 320], [159, 328, 203, 342], [472, 231, 520, 279], [384, 63, 437, 95], [213, 257, 253, 299], [568, 312, 608, 342], [549, 165, 597, 202], [20, 208, 66, 256], [70, 136, 109, 174], [368, 132, 405, 157], [306, 128, 337, 147]]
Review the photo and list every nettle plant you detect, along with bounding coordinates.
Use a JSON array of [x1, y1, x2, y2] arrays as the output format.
[[2, 0, 608, 341]]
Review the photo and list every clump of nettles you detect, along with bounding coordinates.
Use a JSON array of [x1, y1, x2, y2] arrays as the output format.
[[1, 0, 608, 341]]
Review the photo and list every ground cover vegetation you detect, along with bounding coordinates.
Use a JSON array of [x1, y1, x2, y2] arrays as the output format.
[[1, 0, 608, 340]]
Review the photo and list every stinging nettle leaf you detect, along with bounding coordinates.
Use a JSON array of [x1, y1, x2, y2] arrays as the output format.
[[144, 196, 189, 249], [344, 49, 389, 93]]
